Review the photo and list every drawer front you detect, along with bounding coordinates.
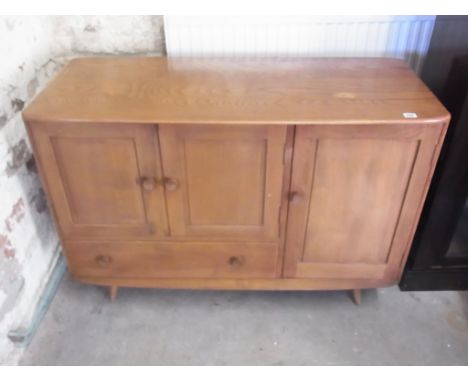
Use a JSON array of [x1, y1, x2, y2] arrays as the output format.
[[65, 241, 278, 279]]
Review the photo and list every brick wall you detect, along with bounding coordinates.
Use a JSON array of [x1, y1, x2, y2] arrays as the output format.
[[0, 15, 165, 365]]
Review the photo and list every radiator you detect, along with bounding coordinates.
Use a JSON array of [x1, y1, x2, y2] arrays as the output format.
[[164, 16, 436, 73]]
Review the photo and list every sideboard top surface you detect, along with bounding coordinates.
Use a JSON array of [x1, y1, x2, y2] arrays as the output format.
[[23, 56, 449, 125]]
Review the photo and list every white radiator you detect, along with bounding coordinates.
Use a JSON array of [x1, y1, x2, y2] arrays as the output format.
[[164, 16, 436, 73]]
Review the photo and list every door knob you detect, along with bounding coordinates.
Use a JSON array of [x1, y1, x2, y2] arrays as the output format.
[[287, 191, 303, 203], [96, 254, 112, 267], [163, 177, 179, 191], [228, 256, 244, 268], [139, 176, 157, 191]]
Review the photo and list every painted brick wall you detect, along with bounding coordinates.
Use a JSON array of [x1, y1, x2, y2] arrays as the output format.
[[0, 15, 165, 365]]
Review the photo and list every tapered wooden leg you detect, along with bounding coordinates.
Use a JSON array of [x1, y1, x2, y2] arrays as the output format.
[[109, 285, 118, 302], [351, 289, 361, 305]]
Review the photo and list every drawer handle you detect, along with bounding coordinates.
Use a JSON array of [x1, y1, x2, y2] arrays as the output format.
[[163, 177, 179, 191], [139, 176, 157, 191], [228, 256, 244, 268], [96, 254, 112, 267]]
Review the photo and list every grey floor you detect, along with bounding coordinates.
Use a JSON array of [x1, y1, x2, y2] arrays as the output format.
[[20, 272, 468, 365]]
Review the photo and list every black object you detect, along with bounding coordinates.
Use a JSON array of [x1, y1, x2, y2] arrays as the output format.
[[399, 16, 468, 291]]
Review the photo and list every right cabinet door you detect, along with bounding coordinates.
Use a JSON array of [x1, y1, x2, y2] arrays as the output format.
[[284, 124, 445, 282]]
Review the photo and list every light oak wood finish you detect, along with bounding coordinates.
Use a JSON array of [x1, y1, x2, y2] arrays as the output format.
[[283, 124, 446, 283], [23, 57, 448, 125], [158, 124, 286, 239], [23, 57, 450, 301], [66, 240, 279, 279], [30, 122, 168, 239], [76, 275, 396, 291]]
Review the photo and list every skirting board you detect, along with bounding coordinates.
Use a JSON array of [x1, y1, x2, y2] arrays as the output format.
[[7, 254, 66, 347]]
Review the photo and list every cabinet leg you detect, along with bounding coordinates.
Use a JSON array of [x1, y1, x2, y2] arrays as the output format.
[[109, 285, 118, 302], [351, 289, 361, 305]]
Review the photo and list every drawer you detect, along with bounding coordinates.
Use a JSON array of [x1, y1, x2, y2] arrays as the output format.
[[65, 241, 279, 279]]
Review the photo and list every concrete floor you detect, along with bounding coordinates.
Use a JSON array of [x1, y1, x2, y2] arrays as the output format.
[[19, 272, 468, 365]]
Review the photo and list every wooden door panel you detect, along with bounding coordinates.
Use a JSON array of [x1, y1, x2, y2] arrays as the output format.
[[51, 136, 147, 224], [31, 122, 168, 239], [302, 138, 419, 264], [159, 124, 287, 239], [284, 124, 444, 281], [183, 138, 266, 226]]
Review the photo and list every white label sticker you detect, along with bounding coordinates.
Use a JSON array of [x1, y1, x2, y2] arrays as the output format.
[[403, 112, 418, 119]]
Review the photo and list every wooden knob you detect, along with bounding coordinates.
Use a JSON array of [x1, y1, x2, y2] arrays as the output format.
[[96, 254, 112, 267], [140, 177, 156, 191], [164, 177, 179, 191], [287, 191, 303, 203], [228, 256, 243, 267]]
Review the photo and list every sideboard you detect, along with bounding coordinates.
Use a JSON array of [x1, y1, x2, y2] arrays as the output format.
[[22, 57, 450, 303]]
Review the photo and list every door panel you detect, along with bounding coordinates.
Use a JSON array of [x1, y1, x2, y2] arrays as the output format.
[[51, 136, 147, 225], [158, 124, 287, 239], [183, 138, 266, 226], [31, 122, 168, 239], [301, 138, 418, 265], [284, 124, 444, 280]]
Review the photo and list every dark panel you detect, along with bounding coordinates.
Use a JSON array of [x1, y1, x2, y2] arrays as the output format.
[[400, 269, 468, 291], [400, 17, 468, 290], [421, 16, 468, 98]]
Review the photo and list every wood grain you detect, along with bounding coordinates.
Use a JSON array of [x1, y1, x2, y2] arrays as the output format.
[[284, 123, 447, 280], [23, 57, 449, 125], [158, 124, 286, 239], [30, 122, 168, 239], [66, 240, 279, 279], [75, 274, 396, 291], [23, 57, 450, 296]]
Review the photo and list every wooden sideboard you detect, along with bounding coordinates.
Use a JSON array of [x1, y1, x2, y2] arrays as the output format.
[[23, 57, 450, 303]]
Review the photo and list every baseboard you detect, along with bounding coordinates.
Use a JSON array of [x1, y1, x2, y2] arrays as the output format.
[[7, 254, 66, 346]]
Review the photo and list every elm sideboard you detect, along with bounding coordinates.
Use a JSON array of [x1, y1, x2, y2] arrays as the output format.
[[22, 57, 450, 303]]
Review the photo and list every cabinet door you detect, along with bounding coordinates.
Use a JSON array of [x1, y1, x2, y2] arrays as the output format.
[[31, 122, 168, 239], [284, 124, 444, 281], [158, 124, 287, 239]]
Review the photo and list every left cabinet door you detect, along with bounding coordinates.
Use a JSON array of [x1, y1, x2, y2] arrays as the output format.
[[29, 122, 168, 239]]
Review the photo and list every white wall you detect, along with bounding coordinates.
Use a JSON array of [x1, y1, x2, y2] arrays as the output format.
[[0, 15, 165, 365], [165, 16, 436, 73]]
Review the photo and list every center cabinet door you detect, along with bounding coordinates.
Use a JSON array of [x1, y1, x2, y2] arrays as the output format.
[[158, 124, 287, 240]]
